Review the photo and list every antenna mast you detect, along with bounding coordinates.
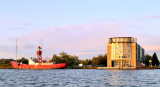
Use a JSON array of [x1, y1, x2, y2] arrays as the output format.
[[41, 38, 43, 62], [16, 39, 18, 61], [41, 38, 42, 50]]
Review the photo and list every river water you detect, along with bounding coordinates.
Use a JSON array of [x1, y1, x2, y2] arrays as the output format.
[[0, 69, 160, 87]]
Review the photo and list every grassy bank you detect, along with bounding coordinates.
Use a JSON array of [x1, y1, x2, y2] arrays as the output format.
[[65, 66, 83, 69], [64, 66, 97, 69], [0, 64, 13, 69]]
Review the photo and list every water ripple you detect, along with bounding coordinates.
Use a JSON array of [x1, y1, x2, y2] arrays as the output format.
[[0, 69, 160, 87]]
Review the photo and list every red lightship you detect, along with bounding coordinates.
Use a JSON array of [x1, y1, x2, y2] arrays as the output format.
[[11, 46, 67, 69]]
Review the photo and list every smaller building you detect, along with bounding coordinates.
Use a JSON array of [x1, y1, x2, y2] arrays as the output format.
[[107, 37, 145, 68]]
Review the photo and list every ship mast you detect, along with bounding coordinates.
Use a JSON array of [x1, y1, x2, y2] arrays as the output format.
[[16, 39, 18, 61], [41, 38, 42, 61]]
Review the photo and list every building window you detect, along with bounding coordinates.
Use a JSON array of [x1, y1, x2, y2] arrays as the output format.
[[112, 38, 115, 42], [123, 54, 127, 58], [120, 38, 123, 42], [123, 44, 127, 49], [123, 50, 127, 54], [115, 55, 119, 58], [127, 54, 131, 58], [128, 38, 131, 42], [123, 38, 127, 42], [116, 38, 118, 42], [115, 44, 119, 49], [109, 38, 112, 43], [128, 49, 131, 53], [115, 50, 119, 54]]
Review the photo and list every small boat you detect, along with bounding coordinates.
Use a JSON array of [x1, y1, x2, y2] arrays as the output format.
[[11, 45, 67, 69]]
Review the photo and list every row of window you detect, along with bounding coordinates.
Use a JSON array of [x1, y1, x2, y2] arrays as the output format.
[[109, 37, 136, 43], [114, 60, 131, 67], [112, 54, 131, 59], [111, 43, 132, 49], [112, 49, 132, 54], [111, 43, 132, 59]]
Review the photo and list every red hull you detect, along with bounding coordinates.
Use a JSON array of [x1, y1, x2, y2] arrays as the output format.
[[11, 61, 67, 69]]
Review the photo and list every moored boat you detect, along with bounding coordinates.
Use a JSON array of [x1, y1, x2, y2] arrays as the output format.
[[11, 61, 67, 69], [11, 46, 67, 69]]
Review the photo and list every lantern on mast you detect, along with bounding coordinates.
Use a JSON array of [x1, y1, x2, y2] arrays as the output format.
[[37, 46, 42, 62]]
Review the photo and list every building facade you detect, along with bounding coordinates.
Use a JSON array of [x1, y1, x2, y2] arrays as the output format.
[[107, 37, 144, 68]]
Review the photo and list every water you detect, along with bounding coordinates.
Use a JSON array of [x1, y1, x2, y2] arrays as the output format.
[[0, 69, 160, 87]]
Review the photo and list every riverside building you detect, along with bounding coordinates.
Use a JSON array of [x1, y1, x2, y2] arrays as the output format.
[[107, 37, 144, 68]]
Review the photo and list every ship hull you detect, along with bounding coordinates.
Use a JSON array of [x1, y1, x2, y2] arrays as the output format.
[[11, 61, 67, 69]]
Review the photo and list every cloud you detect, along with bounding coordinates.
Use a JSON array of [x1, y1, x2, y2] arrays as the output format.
[[143, 45, 160, 51], [23, 22, 32, 25], [74, 51, 106, 55], [148, 15, 160, 19], [2, 17, 160, 59], [139, 14, 160, 21], [15, 22, 128, 59], [16, 21, 159, 59], [0, 45, 15, 58], [135, 14, 160, 22], [9, 27, 27, 31], [93, 18, 117, 23], [12, 22, 32, 25], [20, 44, 35, 49]]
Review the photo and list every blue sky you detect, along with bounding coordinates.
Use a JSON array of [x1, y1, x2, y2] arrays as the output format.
[[0, 0, 160, 59]]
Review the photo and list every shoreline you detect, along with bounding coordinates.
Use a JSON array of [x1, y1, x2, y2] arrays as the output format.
[[0, 67, 158, 70]]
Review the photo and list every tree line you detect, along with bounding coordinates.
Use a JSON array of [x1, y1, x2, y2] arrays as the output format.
[[144, 52, 159, 66], [1, 51, 159, 68], [16, 51, 160, 67], [50, 51, 160, 67], [79, 54, 107, 67], [49, 51, 79, 66], [49, 51, 107, 67]]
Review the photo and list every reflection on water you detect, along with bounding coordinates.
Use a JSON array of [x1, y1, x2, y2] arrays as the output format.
[[0, 69, 160, 87]]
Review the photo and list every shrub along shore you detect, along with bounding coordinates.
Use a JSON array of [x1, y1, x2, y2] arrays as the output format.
[[1, 51, 159, 69], [0, 64, 13, 69]]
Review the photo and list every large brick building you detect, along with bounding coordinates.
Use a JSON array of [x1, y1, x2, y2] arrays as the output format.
[[107, 37, 144, 68]]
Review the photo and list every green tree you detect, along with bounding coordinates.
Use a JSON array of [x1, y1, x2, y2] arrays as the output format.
[[85, 59, 90, 65], [50, 52, 79, 66], [59, 51, 68, 58], [2, 59, 6, 64], [72, 55, 79, 65], [100, 54, 107, 66], [67, 55, 79, 66], [79, 60, 86, 65], [144, 54, 152, 66], [59, 51, 69, 63], [96, 55, 101, 65], [91, 54, 107, 66], [49, 54, 61, 63], [88, 59, 92, 65], [152, 52, 159, 66], [104, 54, 107, 66], [17, 57, 28, 64], [92, 57, 97, 66]]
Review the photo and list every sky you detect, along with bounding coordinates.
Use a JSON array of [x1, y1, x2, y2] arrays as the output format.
[[0, 0, 160, 60]]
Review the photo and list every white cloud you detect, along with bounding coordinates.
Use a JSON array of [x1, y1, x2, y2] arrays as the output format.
[[14, 22, 128, 59], [1, 17, 160, 59]]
